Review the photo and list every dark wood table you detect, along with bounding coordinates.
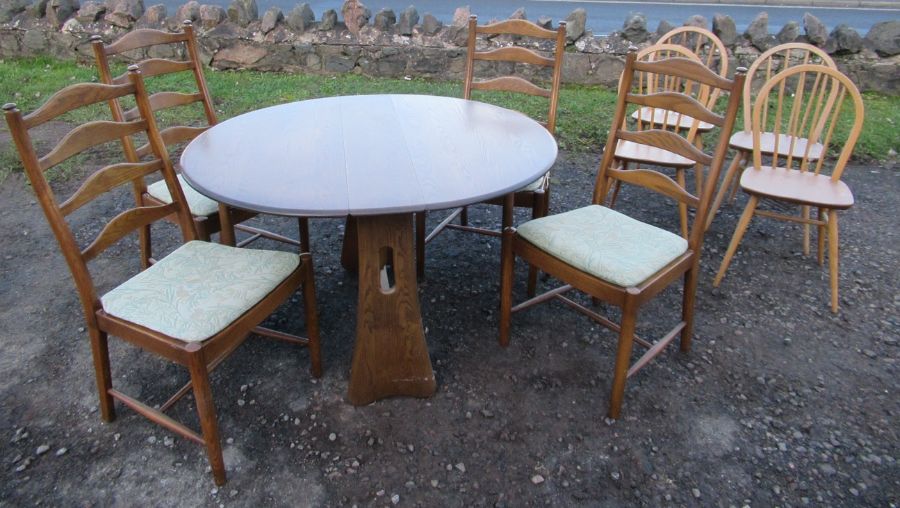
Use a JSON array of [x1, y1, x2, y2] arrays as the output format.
[[180, 94, 557, 405]]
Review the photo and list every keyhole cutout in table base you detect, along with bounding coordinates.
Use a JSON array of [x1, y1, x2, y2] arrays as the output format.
[[378, 246, 396, 293]]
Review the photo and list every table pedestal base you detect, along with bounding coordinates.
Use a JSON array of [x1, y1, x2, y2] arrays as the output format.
[[347, 213, 436, 405]]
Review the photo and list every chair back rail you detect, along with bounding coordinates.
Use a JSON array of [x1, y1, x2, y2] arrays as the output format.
[[2, 68, 195, 319], [751, 64, 864, 179], [595, 51, 745, 250], [656, 27, 729, 106]]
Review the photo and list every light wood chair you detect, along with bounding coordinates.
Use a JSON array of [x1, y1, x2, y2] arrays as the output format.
[[706, 43, 837, 231], [3, 68, 322, 485], [613, 43, 710, 237], [713, 64, 863, 313], [499, 52, 745, 418], [91, 21, 309, 269], [415, 14, 566, 287]]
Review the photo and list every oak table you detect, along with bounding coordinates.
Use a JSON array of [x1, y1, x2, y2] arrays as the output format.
[[180, 94, 558, 405]]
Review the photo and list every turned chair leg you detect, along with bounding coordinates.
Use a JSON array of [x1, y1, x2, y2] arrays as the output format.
[[817, 207, 826, 266], [216, 204, 235, 246], [827, 210, 840, 313], [706, 152, 744, 230], [714, 196, 759, 287], [680, 262, 700, 352], [498, 228, 515, 347], [301, 253, 323, 378], [609, 296, 638, 419], [802, 205, 811, 256], [88, 327, 116, 422], [188, 350, 226, 486], [675, 168, 689, 238]]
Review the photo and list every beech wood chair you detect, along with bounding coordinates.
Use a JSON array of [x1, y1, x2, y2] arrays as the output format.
[[415, 14, 566, 287], [706, 43, 837, 231], [3, 68, 322, 486], [499, 52, 745, 418], [713, 64, 863, 313], [612, 43, 710, 237], [91, 21, 309, 269]]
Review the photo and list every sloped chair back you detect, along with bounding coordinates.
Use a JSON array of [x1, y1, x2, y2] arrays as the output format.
[[595, 51, 746, 252], [657, 26, 729, 99]]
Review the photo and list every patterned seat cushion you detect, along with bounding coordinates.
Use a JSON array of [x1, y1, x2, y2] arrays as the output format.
[[147, 174, 220, 217], [517, 205, 688, 287], [101, 241, 300, 342], [520, 172, 549, 192]]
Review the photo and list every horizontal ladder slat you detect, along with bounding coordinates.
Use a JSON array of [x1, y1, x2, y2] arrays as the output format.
[[104, 29, 189, 55], [474, 46, 554, 66], [23, 83, 135, 129], [82, 203, 178, 261], [617, 129, 713, 166], [475, 19, 560, 39], [631, 92, 724, 126], [39, 119, 147, 171], [472, 76, 551, 98], [633, 58, 733, 90], [60, 160, 164, 216], [607, 167, 700, 207]]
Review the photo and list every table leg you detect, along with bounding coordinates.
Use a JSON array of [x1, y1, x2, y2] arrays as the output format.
[[348, 213, 436, 405], [340, 215, 358, 272]]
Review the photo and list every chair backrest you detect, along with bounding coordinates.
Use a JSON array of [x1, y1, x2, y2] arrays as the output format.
[[91, 21, 217, 162], [741, 42, 837, 133], [657, 26, 729, 78], [751, 64, 863, 180], [464, 15, 566, 134], [594, 52, 745, 250], [2, 69, 195, 323]]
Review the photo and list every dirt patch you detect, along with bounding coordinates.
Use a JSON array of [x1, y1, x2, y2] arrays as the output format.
[[0, 126, 897, 506]]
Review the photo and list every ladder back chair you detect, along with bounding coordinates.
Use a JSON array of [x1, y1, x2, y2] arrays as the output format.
[[3, 68, 322, 486], [499, 52, 745, 418], [706, 43, 837, 231], [91, 21, 309, 269], [613, 43, 710, 237], [713, 64, 863, 313], [415, 14, 566, 286]]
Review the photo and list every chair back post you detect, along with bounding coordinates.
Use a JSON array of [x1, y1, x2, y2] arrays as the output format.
[[689, 67, 746, 249], [464, 15, 478, 100], [593, 51, 638, 205], [546, 21, 566, 133], [183, 20, 218, 126]]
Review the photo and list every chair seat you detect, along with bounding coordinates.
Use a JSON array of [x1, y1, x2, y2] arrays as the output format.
[[517, 205, 688, 287], [729, 131, 824, 160], [740, 166, 854, 209], [147, 174, 220, 217], [520, 172, 549, 192], [614, 140, 695, 168], [632, 107, 714, 131], [101, 241, 300, 342]]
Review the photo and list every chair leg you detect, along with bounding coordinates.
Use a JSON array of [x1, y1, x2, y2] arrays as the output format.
[[216, 204, 235, 246], [680, 262, 700, 352], [301, 253, 323, 378], [693, 135, 704, 196], [415, 212, 426, 279], [187, 350, 226, 486], [460, 206, 468, 227], [706, 152, 744, 230], [88, 327, 116, 422], [817, 207, 826, 266], [526, 190, 548, 297], [139, 224, 152, 270], [499, 227, 515, 347], [608, 296, 638, 419], [714, 196, 759, 287], [298, 217, 310, 253], [827, 210, 840, 313], [802, 205, 811, 256], [675, 168, 689, 238]]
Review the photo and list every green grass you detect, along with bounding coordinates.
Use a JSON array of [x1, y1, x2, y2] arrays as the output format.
[[0, 56, 897, 183]]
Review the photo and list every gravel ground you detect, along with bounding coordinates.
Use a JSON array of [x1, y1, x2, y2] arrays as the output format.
[[0, 127, 897, 506]]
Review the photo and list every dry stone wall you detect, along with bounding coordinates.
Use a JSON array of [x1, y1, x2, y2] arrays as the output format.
[[0, 0, 897, 94]]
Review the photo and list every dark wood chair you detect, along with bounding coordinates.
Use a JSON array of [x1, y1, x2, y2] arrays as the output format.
[[499, 52, 745, 418], [706, 43, 837, 232], [415, 14, 566, 286], [91, 21, 309, 269], [713, 64, 863, 313], [3, 67, 322, 485]]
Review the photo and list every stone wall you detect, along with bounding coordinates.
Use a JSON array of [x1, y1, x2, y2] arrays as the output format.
[[1, 0, 897, 94]]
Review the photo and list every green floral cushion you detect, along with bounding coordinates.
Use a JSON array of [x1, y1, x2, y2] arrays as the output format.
[[101, 241, 300, 342], [517, 205, 688, 287], [520, 172, 549, 192], [147, 174, 220, 217]]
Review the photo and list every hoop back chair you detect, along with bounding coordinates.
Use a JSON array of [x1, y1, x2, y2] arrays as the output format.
[[713, 64, 863, 313], [707, 43, 837, 231], [3, 69, 322, 485], [613, 43, 710, 237], [499, 52, 745, 418], [91, 21, 308, 269], [415, 14, 566, 282]]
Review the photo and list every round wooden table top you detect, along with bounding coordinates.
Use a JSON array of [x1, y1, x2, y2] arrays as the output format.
[[180, 94, 558, 217]]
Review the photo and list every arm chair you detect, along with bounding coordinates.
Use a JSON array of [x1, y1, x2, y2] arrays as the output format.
[[499, 52, 745, 419], [706, 43, 837, 234], [3, 67, 322, 486], [612, 43, 710, 237], [713, 64, 863, 313], [415, 14, 566, 286], [91, 21, 310, 269]]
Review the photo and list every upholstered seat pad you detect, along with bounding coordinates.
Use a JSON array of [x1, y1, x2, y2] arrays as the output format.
[[101, 241, 300, 342], [632, 107, 714, 131], [520, 172, 549, 192], [517, 205, 688, 287], [147, 174, 220, 217], [729, 131, 824, 160], [740, 166, 854, 209]]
